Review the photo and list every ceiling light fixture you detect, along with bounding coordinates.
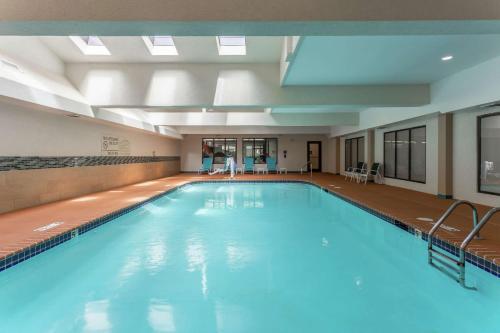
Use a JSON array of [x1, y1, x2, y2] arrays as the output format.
[[69, 36, 110, 55], [441, 55, 453, 61], [142, 36, 178, 55], [217, 36, 246, 56]]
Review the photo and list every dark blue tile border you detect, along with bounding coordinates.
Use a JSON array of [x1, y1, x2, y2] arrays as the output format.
[[0, 179, 498, 278], [0, 156, 180, 171]]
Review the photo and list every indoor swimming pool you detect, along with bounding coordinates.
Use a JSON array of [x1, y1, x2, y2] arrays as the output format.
[[0, 182, 499, 332]]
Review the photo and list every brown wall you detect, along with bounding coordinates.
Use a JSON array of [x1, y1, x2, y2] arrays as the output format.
[[0, 160, 180, 214]]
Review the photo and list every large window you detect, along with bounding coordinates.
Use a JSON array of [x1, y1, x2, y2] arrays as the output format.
[[243, 138, 278, 164], [344, 137, 365, 170], [478, 113, 500, 195], [384, 126, 426, 183], [202, 138, 237, 164]]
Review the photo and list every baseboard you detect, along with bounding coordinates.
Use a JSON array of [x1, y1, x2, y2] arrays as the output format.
[[437, 193, 453, 199]]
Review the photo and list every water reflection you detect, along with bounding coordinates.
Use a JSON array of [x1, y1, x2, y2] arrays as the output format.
[[148, 299, 176, 332], [84, 300, 111, 332], [146, 241, 167, 273]]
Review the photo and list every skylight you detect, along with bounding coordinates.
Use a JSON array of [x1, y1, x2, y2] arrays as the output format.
[[69, 36, 110, 55], [142, 36, 178, 55], [217, 36, 246, 56]]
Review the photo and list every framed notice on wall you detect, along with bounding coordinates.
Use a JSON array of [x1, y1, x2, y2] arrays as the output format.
[[102, 135, 131, 156]]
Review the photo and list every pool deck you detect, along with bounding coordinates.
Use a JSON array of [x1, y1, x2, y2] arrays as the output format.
[[1, 172, 499, 272]]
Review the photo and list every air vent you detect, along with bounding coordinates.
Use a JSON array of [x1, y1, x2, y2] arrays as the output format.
[[0, 59, 21, 72]]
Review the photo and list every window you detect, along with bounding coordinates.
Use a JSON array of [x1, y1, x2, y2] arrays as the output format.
[[217, 36, 246, 55], [344, 137, 365, 170], [478, 113, 500, 195], [202, 138, 236, 164], [69, 36, 110, 55], [242, 138, 278, 164], [384, 126, 426, 183], [142, 36, 178, 55]]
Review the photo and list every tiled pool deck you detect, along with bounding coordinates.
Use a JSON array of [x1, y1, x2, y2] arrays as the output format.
[[0, 173, 499, 276]]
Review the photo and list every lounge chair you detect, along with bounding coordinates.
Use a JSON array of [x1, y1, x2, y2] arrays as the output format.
[[357, 163, 382, 184], [209, 157, 235, 176], [345, 162, 366, 182], [198, 157, 213, 174], [244, 157, 255, 174], [266, 157, 277, 174]]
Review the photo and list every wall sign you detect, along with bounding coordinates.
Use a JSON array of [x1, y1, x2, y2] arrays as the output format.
[[102, 135, 131, 156]]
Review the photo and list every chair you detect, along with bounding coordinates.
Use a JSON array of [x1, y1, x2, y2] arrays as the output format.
[[345, 162, 366, 182], [266, 157, 277, 174], [357, 163, 382, 184], [244, 157, 255, 174], [198, 157, 213, 174]]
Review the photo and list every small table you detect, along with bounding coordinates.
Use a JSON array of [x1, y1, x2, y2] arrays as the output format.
[[235, 167, 243, 175], [278, 167, 287, 174], [256, 167, 268, 174]]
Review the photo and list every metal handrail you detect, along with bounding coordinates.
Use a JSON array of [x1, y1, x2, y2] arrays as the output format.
[[300, 161, 313, 178], [427, 200, 479, 245], [458, 207, 500, 286], [427, 200, 479, 289]]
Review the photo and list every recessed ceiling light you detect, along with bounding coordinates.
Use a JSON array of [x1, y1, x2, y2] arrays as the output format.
[[142, 36, 178, 55], [217, 36, 246, 56], [69, 36, 110, 55], [441, 55, 453, 61]]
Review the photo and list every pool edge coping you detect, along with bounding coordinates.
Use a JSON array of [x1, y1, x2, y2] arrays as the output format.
[[0, 179, 498, 279]]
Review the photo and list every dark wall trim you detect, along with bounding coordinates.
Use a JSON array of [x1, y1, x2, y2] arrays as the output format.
[[344, 136, 365, 171], [0, 156, 180, 172], [383, 125, 426, 184], [477, 111, 500, 197]]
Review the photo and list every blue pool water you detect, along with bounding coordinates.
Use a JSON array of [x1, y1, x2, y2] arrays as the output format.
[[0, 183, 499, 333]]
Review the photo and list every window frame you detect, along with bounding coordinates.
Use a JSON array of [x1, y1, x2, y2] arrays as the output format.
[[383, 125, 426, 184], [242, 138, 278, 164], [201, 138, 237, 164], [477, 112, 500, 196], [344, 136, 365, 171]]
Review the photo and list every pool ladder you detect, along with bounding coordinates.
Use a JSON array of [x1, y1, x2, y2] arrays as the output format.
[[428, 200, 500, 289]]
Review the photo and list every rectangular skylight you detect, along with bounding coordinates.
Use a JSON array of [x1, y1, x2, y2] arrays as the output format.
[[69, 36, 110, 55], [217, 36, 246, 55], [142, 36, 178, 55]]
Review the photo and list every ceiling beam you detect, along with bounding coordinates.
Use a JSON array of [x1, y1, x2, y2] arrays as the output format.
[[147, 111, 359, 127], [3, 0, 500, 21], [3, 0, 500, 35], [3, 21, 500, 36], [174, 126, 331, 135]]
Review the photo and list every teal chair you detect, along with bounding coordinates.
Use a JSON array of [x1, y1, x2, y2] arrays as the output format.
[[198, 157, 213, 174], [244, 157, 255, 174], [266, 157, 277, 173]]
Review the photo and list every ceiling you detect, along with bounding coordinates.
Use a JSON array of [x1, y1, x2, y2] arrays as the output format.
[[40, 36, 283, 64], [284, 35, 500, 85]]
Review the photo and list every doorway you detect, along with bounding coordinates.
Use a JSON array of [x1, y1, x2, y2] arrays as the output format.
[[307, 141, 322, 172]]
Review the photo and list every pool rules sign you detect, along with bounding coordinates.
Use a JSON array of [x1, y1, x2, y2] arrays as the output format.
[[101, 135, 131, 156]]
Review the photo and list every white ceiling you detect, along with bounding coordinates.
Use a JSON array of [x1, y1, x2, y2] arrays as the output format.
[[285, 35, 500, 85], [40, 36, 283, 64]]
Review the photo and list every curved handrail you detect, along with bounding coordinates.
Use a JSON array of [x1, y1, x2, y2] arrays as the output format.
[[300, 161, 313, 177], [460, 207, 500, 251], [455, 207, 499, 288], [427, 200, 478, 248]]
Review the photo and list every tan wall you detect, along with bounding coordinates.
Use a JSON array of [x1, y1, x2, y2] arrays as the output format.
[[0, 160, 180, 214]]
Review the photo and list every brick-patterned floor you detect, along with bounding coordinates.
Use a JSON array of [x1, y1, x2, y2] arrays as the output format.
[[1, 172, 499, 267]]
